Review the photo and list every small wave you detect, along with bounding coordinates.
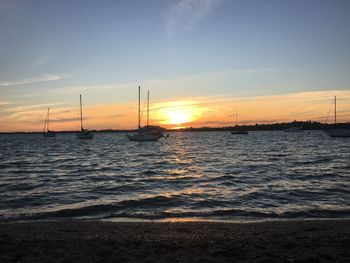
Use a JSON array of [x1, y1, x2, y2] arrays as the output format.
[[101, 208, 350, 220], [3, 205, 350, 222], [0, 195, 188, 221], [163, 208, 350, 220]]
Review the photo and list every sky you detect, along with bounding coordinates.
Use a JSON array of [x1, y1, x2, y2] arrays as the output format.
[[0, 0, 350, 132]]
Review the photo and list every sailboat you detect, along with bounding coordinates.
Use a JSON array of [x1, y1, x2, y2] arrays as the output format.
[[76, 94, 94, 139], [326, 96, 350, 137], [231, 111, 248, 135], [43, 107, 56, 137], [126, 86, 164, 141]]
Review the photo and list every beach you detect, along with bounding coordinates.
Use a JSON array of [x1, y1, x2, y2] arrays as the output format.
[[1, 219, 349, 262]]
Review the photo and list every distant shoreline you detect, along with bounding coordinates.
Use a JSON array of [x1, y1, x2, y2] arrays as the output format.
[[1, 219, 349, 262], [1, 121, 349, 134]]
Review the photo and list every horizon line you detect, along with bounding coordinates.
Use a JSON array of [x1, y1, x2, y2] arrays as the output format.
[[1, 120, 349, 134]]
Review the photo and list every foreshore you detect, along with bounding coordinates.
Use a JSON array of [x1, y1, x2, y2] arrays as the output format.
[[1, 219, 349, 262]]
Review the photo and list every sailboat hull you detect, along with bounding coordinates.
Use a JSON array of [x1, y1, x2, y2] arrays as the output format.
[[326, 129, 350, 137], [231, 130, 248, 135], [77, 131, 94, 139], [43, 132, 56, 138]]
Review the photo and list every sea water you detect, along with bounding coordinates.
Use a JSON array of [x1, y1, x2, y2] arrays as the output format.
[[0, 131, 349, 222]]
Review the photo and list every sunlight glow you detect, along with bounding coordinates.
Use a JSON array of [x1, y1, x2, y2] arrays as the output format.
[[2, 90, 350, 132], [166, 109, 191, 125], [152, 100, 206, 128]]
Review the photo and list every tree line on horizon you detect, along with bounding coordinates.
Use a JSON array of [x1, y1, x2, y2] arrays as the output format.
[[2, 120, 350, 134]]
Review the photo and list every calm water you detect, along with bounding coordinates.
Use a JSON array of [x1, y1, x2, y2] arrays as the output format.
[[0, 131, 349, 222]]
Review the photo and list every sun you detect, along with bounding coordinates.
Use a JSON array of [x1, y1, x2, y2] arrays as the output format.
[[154, 100, 203, 127], [166, 109, 191, 125]]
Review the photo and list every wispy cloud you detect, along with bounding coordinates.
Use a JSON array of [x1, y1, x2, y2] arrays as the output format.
[[57, 67, 278, 95], [151, 89, 350, 128], [33, 51, 53, 69], [166, 0, 222, 35], [0, 74, 69, 87], [3, 102, 66, 113], [51, 117, 84, 123], [0, 100, 11, 106], [1, 89, 349, 132]]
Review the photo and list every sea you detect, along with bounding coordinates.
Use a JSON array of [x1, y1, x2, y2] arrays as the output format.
[[0, 131, 349, 222]]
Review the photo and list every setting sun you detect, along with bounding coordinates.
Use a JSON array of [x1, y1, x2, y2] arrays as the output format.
[[152, 100, 207, 128], [166, 109, 191, 125]]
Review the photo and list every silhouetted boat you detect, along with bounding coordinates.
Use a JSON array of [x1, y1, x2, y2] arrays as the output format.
[[77, 94, 94, 139], [43, 107, 56, 138], [127, 86, 164, 141], [326, 96, 350, 137], [284, 127, 303, 133], [231, 111, 248, 135], [231, 130, 248, 135]]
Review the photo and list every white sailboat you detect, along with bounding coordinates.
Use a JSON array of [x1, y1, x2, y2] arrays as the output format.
[[231, 111, 248, 135], [43, 107, 56, 137], [326, 96, 350, 137], [77, 94, 94, 139], [126, 86, 164, 141]]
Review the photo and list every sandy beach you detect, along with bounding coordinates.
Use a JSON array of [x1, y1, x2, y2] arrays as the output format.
[[0, 219, 349, 262]]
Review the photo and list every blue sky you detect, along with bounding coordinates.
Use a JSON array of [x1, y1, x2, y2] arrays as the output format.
[[1, 0, 350, 131]]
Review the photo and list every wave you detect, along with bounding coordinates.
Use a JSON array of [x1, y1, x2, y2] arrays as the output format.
[[2, 204, 350, 223]]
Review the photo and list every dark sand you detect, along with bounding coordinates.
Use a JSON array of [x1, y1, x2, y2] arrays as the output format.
[[0, 220, 349, 262]]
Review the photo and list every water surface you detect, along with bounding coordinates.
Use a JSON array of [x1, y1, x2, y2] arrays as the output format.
[[0, 131, 349, 222]]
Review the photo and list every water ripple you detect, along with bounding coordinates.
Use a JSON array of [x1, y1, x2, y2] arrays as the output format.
[[0, 131, 349, 222]]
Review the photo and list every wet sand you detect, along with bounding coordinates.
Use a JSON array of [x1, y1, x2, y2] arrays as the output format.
[[0, 220, 349, 262]]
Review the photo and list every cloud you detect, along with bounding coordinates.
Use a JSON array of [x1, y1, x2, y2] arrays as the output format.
[[166, 0, 222, 35], [0, 100, 11, 106], [1, 89, 349, 132], [52, 117, 85, 123], [151, 89, 350, 128], [0, 74, 69, 87], [27, 67, 279, 105], [3, 102, 66, 114], [33, 52, 53, 69]]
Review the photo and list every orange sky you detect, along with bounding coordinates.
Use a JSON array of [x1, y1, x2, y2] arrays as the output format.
[[1, 90, 350, 132]]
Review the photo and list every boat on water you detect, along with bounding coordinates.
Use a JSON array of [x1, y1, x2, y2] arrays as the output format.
[[43, 107, 56, 138], [231, 130, 248, 135], [127, 125, 164, 141], [77, 94, 94, 139], [127, 86, 164, 141], [231, 111, 248, 135], [284, 126, 303, 133], [326, 96, 350, 137]]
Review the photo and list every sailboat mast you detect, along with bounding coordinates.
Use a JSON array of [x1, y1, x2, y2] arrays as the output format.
[[147, 91, 149, 127], [43, 110, 47, 132], [80, 94, 83, 131], [138, 86, 141, 129], [334, 96, 337, 125], [236, 110, 238, 126], [47, 108, 50, 131]]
